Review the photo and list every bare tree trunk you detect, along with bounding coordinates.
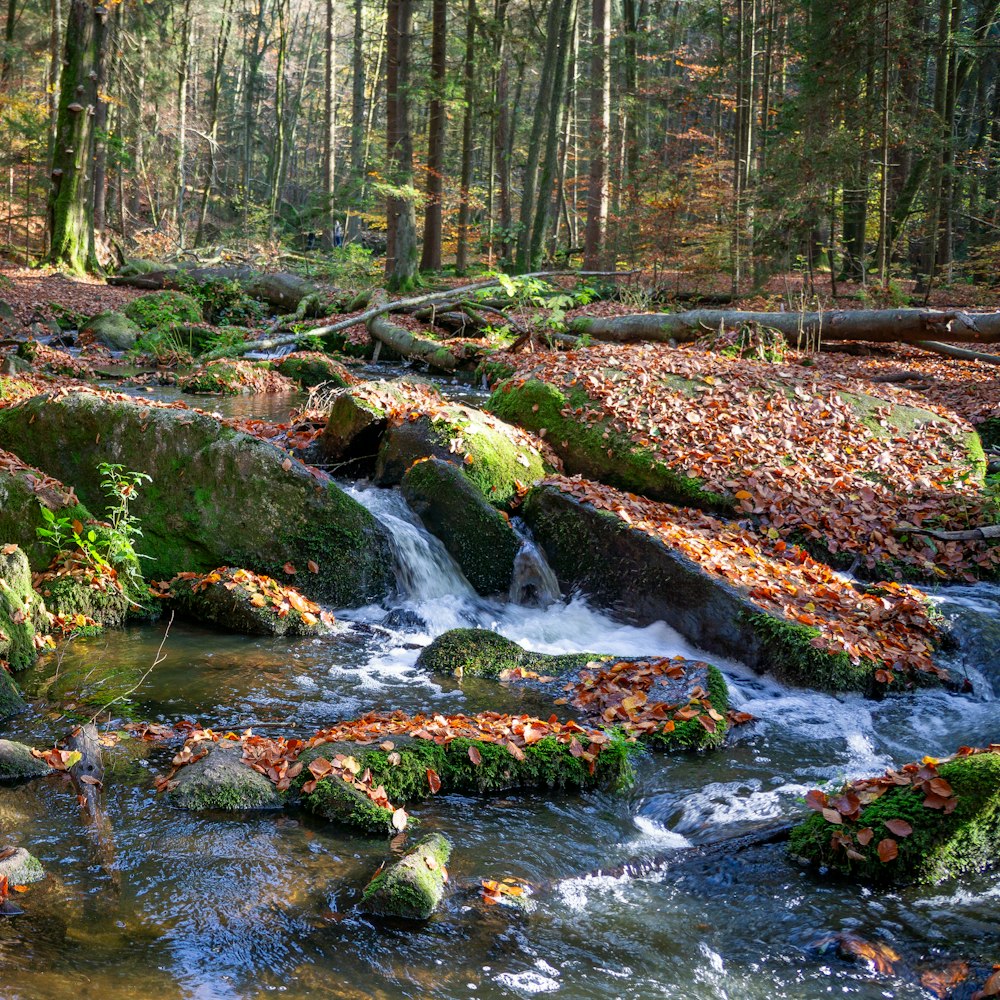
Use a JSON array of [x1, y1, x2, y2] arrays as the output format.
[[583, 0, 610, 270], [175, 0, 193, 246], [455, 0, 477, 273], [323, 0, 336, 241], [0, 0, 16, 85], [91, 1, 114, 238], [420, 0, 446, 271]]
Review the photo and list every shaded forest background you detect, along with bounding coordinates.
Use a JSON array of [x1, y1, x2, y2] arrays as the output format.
[[1, 0, 1000, 294]]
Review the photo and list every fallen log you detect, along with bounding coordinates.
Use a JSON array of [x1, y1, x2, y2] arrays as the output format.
[[913, 340, 1000, 366], [567, 308, 1000, 345], [895, 523, 1000, 542], [367, 293, 461, 371], [67, 723, 105, 821]]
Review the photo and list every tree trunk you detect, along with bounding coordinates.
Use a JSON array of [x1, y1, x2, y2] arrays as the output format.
[[385, 0, 418, 291], [175, 0, 193, 247], [583, 0, 610, 270], [348, 0, 365, 222], [0, 0, 16, 85], [455, 0, 477, 274], [567, 307, 1000, 345], [48, 0, 104, 273], [419, 0, 446, 271], [91, 1, 113, 237], [323, 0, 337, 241]]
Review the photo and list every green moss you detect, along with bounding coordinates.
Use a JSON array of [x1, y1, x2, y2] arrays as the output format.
[[647, 663, 730, 751], [789, 752, 1000, 884], [0, 739, 51, 780], [401, 459, 521, 594], [81, 311, 141, 350], [274, 352, 355, 388], [170, 742, 284, 811], [417, 627, 606, 679], [0, 547, 49, 673], [487, 378, 734, 514], [361, 833, 452, 919], [0, 671, 26, 720], [38, 574, 138, 629], [124, 291, 203, 330]]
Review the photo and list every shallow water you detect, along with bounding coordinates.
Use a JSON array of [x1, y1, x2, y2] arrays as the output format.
[[2, 486, 998, 999]]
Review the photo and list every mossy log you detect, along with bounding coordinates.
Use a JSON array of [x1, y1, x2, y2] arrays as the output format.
[[788, 750, 1000, 884], [361, 833, 452, 920], [367, 311, 460, 371]]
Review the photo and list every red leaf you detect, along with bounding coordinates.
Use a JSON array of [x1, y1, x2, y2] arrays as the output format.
[[884, 819, 913, 838], [468, 745, 482, 766], [426, 768, 441, 794], [877, 838, 898, 863]]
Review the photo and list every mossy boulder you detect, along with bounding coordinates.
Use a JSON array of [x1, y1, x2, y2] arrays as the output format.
[[158, 567, 336, 637], [124, 291, 203, 330], [178, 359, 297, 395], [0, 671, 25, 719], [401, 458, 520, 595], [169, 739, 284, 811], [521, 484, 910, 694], [0, 392, 394, 606], [35, 570, 140, 629], [418, 629, 729, 751], [361, 833, 452, 920], [0, 465, 95, 570], [0, 740, 50, 781], [488, 376, 733, 514], [274, 352, 357, 389], [80, 311, 141, 351], [789, 750, 1000, 885], [417, 628, 606, 680], [0, 546, 49, 673], [0, 847, 45, 885]]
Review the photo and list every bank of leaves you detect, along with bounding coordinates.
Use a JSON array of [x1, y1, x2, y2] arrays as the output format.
[[497, 343, 998, 580], [546, 475, 941, 679]]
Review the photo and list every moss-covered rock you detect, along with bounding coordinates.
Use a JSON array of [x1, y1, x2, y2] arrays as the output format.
[[80, 311, 141, 351], [789, 749, 1000, 885], [401, 458, 520, 595], [158, 567, 336, 636], [361, 833, 452, 920], [417, 628, 606, 680], [169, 739, 284, 811], [488, 377, 733, 514], [418, 629, 729, 751], [0, 670, 25, 720], [35, 569, 140, 629], [0, 740, 51, 781], [0, 546, 49, 673], [124, 291, 203, 330], [179, 359, 298, 395], [521, 483, 926, 694], [274, 352, 357, 389], [0, 847, 45, 885], [0, 391, 394, 606]]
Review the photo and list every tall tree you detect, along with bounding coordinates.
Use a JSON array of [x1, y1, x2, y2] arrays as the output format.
[[420, 0, 446, 270], [583, 0, 610, 269], [323, 0, 336, 241]]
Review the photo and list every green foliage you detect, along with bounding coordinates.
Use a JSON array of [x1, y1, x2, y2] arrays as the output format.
[[175, 275, 266, 326], [294, 244, 382, 288], [124, 291, 204, 330]]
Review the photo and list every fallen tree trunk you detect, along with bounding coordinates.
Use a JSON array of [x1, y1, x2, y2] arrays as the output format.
[[367, 293, 461, 370], [913, 340, 1000, 366], [67, 723, 105, 821], [895, 523, 1000, 542], [568, 308, 1000, 345]]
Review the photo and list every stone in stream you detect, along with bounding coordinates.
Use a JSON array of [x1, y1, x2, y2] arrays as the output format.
[[0, 740, 51, 781], [0, 390, 394, 606], [360, 833, 452, 920], [0, 847, 45, 885], [80, 311, 142, 351], [788, 747, 1000, 885], [178, 359, 299, 396], [169, 739, 284, 812], [272, 351, 358, 389], [0, 546, 50, 677], [317, 380, 546, 508], [521, 482, 941, 695], [401, 458, 521, 596], [155, 566, 339, 637], [418, 629, 730, 751]]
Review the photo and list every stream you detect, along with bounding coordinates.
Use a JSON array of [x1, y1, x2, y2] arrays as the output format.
[[1, 384, 999, 999]]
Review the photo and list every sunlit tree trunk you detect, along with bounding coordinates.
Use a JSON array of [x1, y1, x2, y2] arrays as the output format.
[[583, 0, 610, 270], [455, 0, 477, 273], [420, 0, 446, 271]]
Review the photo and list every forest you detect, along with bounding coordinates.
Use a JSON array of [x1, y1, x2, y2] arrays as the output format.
[[0, 2, 998, 1000]]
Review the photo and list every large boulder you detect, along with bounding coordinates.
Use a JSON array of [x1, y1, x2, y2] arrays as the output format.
[[0, 391, 394, 605], [318, 381, 547, 507], [0, 740, 51, 781], [169, 739, 284, 812], [273, 352, 358, 389], [789, 748, 1000, 885], [401, 458, 520, 595], [80, 311, 141, 351], [123, 290, 203, 330], [360, 833, 452, 920], [0, 546, 49, 673], [522, 479, 944, 694]]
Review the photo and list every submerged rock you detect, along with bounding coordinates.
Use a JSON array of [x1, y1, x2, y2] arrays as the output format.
[[401, 458, 520, 596], [0, 847, 45, 885], [155, 567, 338, 637], [169, 739, 284, 812], [80, 311, 141, 351], [360, 833, 452, 920], [0, 740, 51, 781], [789, 747, 1000, 885], [0, 391, 394, 606]]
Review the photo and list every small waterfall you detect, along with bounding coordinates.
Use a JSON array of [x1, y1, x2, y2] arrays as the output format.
[[346, 485, 476, 602], [508, 518, 562, 608]]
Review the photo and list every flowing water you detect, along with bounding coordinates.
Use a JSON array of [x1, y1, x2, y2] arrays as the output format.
[[1, 486, 998, 999]]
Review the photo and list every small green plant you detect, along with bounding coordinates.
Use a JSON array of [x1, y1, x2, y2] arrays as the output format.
[[36, 463, 152, 597]]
